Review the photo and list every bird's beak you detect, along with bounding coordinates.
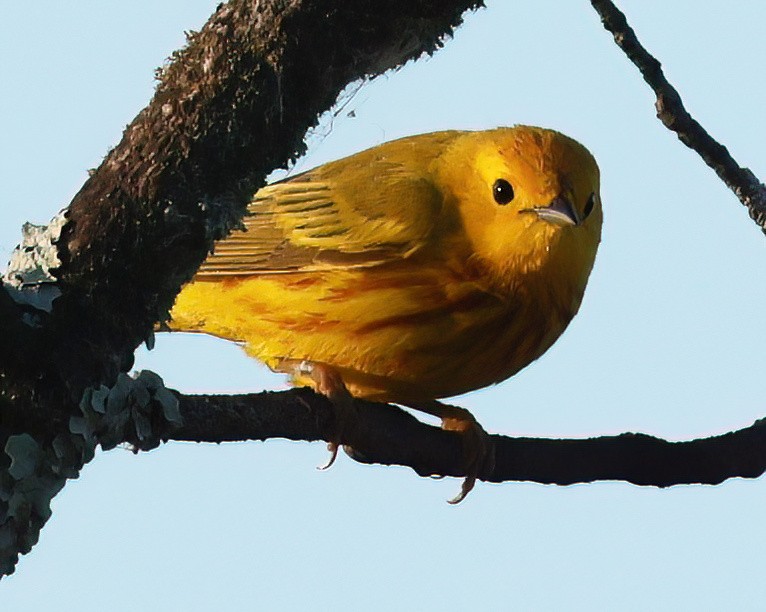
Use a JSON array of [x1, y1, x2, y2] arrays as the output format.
[[523, 196, 580, 227]]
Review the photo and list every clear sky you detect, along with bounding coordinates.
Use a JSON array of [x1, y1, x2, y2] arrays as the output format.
[[2, 1, 766, 610]]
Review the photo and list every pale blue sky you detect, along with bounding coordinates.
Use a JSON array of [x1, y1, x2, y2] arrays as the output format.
[[2, 1, 766, 609]]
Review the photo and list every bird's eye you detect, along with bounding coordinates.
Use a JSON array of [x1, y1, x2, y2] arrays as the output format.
[[492, 179, 515, 205], [583, 192, 596, 219]]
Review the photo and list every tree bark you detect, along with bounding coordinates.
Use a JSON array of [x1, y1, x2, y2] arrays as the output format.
[[0, 0, 483, 577], [168, 389, 766, 487]]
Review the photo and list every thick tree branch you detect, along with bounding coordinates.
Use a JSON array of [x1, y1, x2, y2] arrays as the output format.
[[0, 0, 483, 577], [49, 0, 483, 396], [169, 389, 766, 487], [590, 0, 766, 231], [0, 0, 484, 426]]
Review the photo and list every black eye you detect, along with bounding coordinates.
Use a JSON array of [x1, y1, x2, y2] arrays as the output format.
[[493, 179, 514, 205], [583, 192, 596, 219]]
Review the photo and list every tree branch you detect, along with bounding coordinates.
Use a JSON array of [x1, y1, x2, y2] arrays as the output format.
[[168, 389, 766, 487], [0, 0, 484, 577], [590, 0, 766, 231], [46, 0, 483, 399]]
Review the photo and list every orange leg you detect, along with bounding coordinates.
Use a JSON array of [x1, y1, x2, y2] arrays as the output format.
[[275, 359, 355, 469], [274, 360, 493, 502], [405, 400, 495, 503]]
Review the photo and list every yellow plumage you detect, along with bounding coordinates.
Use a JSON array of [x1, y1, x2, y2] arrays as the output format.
[[170, 126, 602, 405]]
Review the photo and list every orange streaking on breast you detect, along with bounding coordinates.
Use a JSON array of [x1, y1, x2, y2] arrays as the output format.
[[168, 126, 603, 405]]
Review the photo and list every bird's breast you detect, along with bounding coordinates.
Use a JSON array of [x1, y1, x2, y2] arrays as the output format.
[[169, 245, 588, 403]]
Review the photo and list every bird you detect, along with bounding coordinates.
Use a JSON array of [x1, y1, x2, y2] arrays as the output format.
[[167, 126, 603, 502]]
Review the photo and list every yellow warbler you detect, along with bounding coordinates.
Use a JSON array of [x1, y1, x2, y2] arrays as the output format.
[[169, 126, 602, 500]]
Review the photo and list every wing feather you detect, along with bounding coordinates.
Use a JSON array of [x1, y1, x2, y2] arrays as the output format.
[[196, 132, 460, 277]]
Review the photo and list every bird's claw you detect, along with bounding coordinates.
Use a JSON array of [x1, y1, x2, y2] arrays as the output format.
[[444, 409, 495, 504], [302, 362, 356, 471], [318, 441, 340, 470], [408, 401, 494, 503]]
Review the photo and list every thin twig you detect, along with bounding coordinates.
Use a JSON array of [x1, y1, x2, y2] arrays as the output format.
[[590, 0, 766, 231]]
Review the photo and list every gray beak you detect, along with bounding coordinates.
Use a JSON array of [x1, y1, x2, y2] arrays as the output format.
[[525, 196, 580, 227]]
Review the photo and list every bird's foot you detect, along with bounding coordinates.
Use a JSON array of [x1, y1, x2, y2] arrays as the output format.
[[408, 401, 495, 503], [312, 362, 355, 469], [277, 359, 356, 469]]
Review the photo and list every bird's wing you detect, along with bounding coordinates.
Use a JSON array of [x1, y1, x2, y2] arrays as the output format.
[[196, 138, 453, 277]]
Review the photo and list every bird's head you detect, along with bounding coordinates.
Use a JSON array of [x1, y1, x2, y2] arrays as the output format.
[[438, 125, 602, 294]]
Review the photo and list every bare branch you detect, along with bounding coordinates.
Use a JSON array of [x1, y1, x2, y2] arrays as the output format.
[[42, 0, 483, 398], [168, 389, 766, 487], [0, 0, 484, 577], [590, 0, 766, 231]]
